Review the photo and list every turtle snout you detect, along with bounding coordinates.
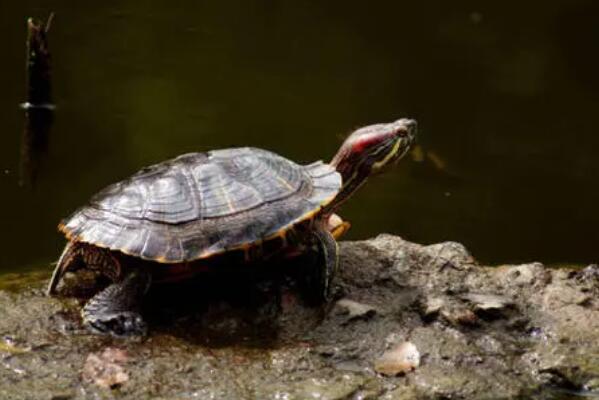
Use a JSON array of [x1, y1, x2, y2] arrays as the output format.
[[403, 119, 417, 140], [391, 118, 417, 141]]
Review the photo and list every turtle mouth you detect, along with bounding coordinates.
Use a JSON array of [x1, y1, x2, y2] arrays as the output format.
[[393, 139, 413, 165], [404, 123, 417, 145], [400, 118, 417, 137], [398, 124, 417, 161]]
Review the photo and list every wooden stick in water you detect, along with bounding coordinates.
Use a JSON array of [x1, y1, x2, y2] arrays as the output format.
[[20, 14, 55, 187], [25, 13, 54, 108]]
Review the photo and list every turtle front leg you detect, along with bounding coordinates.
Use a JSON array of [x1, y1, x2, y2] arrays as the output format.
[[327, 213, 351, 240], [82, 269, 151, 337], [304, 223, 339, 305]]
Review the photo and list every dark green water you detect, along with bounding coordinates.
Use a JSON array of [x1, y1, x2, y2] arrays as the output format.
[[1, 1, 598, 272]]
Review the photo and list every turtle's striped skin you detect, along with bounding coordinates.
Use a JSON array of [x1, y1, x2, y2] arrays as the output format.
[[48, 119, 417, 337]]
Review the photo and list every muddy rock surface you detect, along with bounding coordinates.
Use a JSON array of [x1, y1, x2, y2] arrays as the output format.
[[0, 235, 598, 399]]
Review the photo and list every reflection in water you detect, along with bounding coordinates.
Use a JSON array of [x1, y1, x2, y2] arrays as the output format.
[[411, 145, 447, 172], [20, 107, 53, 187], [19, 15, 54, 187]]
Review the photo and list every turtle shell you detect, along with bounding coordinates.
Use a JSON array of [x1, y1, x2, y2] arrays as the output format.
[[60, 147, 342, 263]]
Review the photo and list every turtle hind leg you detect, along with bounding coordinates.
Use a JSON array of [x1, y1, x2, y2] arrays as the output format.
[[303, 224, 339, 306], [47, 241, 83, 295], [82, 269, 151, 337], [48, 242, 122, 295]]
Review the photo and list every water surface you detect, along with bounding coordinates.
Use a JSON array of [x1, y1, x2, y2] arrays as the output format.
[[1, 1, 598, 272]]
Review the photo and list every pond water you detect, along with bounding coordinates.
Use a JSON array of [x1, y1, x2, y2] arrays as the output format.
[[1, 1, 598, 273]]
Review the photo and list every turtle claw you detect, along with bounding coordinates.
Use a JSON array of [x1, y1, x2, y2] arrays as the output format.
[[85, 311, 147, 337]]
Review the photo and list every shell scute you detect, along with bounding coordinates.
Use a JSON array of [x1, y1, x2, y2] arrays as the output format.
[[61, 148, 341, 263]]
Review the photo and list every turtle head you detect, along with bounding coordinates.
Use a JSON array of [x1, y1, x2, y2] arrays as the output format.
[[329, 119, 416, 210]]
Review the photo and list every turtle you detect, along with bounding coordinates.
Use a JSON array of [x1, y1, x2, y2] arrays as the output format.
[[47, 118, 416, 336]]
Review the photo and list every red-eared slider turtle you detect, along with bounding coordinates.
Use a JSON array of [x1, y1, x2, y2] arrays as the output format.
[[48, 119, 416, 336]]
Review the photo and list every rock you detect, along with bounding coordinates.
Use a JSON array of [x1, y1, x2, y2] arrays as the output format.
[[421, 296, 445, 318], [421, 241, 476, 270], [0, 336, 30, 354], [440, 306, 478, 326], [497, 262, 548, 288], [462, 293, 512, 311], [586, 377, 599, 391], [374, 341, 420, 376], [462, 293, 514, 319], [335, 298, 377, 321], [379, 386, 421, 400], [0, 235, 597, 399], [255, 373, 383, 400], [420, 295, 479, 326], [81, 348, 129, 389]]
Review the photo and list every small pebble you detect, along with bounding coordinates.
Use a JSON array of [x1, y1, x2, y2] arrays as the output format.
[[82, 348, 129, 389], [462, 293, 512, 311], [335, 299, 377, 320], [422, 296, 445, 317], [374, 341, 420, 376]]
